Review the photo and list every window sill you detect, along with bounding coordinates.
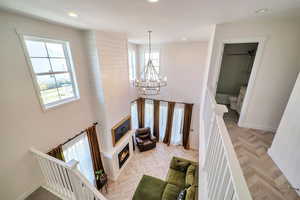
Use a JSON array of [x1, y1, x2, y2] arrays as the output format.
[[42, 96, 80, 111]]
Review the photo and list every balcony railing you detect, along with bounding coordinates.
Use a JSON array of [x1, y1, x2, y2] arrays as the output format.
[[201, 89, 252, 200]]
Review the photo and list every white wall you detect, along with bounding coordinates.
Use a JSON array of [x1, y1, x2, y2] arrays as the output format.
[[138, 42, 209, 149], [207, 18, 300, 131], [85, 31, 135, 153], [269, 73, 300, 195], [0, 11, 96, 200]]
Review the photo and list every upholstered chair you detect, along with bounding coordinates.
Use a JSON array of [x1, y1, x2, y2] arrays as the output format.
[[135, 127, 157, 152]]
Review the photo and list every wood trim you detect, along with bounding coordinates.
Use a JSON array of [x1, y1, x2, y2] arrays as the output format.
[[137, 97, 194, 105], [111, 115, 131, 146]]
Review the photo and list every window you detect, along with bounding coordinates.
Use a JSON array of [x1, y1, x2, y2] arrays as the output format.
[[22, 36, 79, 110], [128, 50, 136, 81], [131, 101, 139, 130], [144, 51, 160, 74], [129, 99, 185, 146], [144, 99, 154, 134], [62, 133, 95, 185], [170, 104, 185, 145], [159, 101, 168, 142]]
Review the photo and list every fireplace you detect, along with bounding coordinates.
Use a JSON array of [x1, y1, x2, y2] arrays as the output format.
[[118, 143, 130, 169]]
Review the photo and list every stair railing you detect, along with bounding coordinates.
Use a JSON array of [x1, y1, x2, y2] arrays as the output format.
[[30, 148, 107, 200], [201, 88, 252, 200]]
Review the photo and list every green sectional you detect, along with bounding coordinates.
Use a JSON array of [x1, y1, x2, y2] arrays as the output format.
[[133, 175, 167, 200], [166, 168, 186, 188], [133, 157, 198, 200]]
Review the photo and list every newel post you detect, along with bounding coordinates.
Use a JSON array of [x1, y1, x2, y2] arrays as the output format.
[[215, 104, 228, 117]]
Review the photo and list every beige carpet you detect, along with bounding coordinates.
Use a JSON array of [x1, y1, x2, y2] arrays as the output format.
[[25, 187, 61, 200], [224, 110, 300, 200], [103, 142, 198, 200]]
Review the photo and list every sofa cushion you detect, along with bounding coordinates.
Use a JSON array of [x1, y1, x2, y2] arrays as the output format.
[[161, 184, 181, 200], [185, 165, 196, 186], [170, 158, 191, 172], [194, 165, 199, 186], [185, 185, 196, 200], [133, 175, 167, 200], [166, 168, 186, 188]]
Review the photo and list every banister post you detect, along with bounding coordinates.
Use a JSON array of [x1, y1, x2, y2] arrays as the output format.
[[66, 159, 79, 169], [215, 104, 228, 117]]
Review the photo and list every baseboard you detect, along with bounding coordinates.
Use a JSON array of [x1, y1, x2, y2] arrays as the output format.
[[238, 121, 277, 132], [16, 184, 41, 200]]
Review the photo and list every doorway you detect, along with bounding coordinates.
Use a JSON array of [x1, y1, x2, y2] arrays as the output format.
[[215, 43, 258, 124]]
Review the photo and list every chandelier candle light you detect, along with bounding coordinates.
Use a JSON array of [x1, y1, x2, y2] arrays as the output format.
[[134, 31, 167, 95]]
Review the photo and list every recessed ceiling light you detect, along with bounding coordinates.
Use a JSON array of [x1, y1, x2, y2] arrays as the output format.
[[68, 12, 78, 18], [148, 0, 159, 3], [255, 8, 269, 14], [181, 37, 187, 41]]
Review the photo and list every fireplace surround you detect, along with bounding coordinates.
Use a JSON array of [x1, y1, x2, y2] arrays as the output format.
[[101, 129, 134, 181]]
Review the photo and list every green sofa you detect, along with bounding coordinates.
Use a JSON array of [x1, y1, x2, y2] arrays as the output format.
[[133, 157, 198, 200]]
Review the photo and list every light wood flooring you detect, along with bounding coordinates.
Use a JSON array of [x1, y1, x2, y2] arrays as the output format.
[[103, 143, 198, 200], [224, 109, 300, 200]]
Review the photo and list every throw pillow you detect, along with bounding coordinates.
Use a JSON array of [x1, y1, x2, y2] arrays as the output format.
[[185, 185, 195, 200], [170, 158, 190, 172], [177, 189, 186, 200], [185, 165, 196, 186]]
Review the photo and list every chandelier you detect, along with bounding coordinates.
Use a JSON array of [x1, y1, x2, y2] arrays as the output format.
[[134, 31, 167, 95]]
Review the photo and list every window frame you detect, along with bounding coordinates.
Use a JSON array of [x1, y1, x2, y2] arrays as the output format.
[[128, 49, 137, 81], [20, 34, 80, 111]]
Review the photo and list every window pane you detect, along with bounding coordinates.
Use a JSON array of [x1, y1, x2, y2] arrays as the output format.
[[50, 58, 68, 72], [145, 99, 154, 134], [152, 52, 159, 60], [55, 73, 75, 99], [153, 59, 159, 67], [58, 85, 74, 100], [25, 40, 48, 57], [159, 102, 168, 142], [41, 88, 60, 105], [31, 58, 51, 73], [62, 133, 95, 184], [36, 75, 57, 91], [145, 51, 160, 70], [131, 102, 139, 129], [128, 50, 136, 81], [170, 104, 185, 145], [46, 43, 65, 57]]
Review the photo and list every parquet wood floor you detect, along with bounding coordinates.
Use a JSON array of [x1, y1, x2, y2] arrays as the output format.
[[224, 110, 299, 200]]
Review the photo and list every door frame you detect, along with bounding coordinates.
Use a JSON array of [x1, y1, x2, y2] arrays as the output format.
[[212, 37, 267, 127]]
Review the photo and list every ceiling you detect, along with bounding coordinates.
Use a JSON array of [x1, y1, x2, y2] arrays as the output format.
[[1, 0, 300, 44]]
